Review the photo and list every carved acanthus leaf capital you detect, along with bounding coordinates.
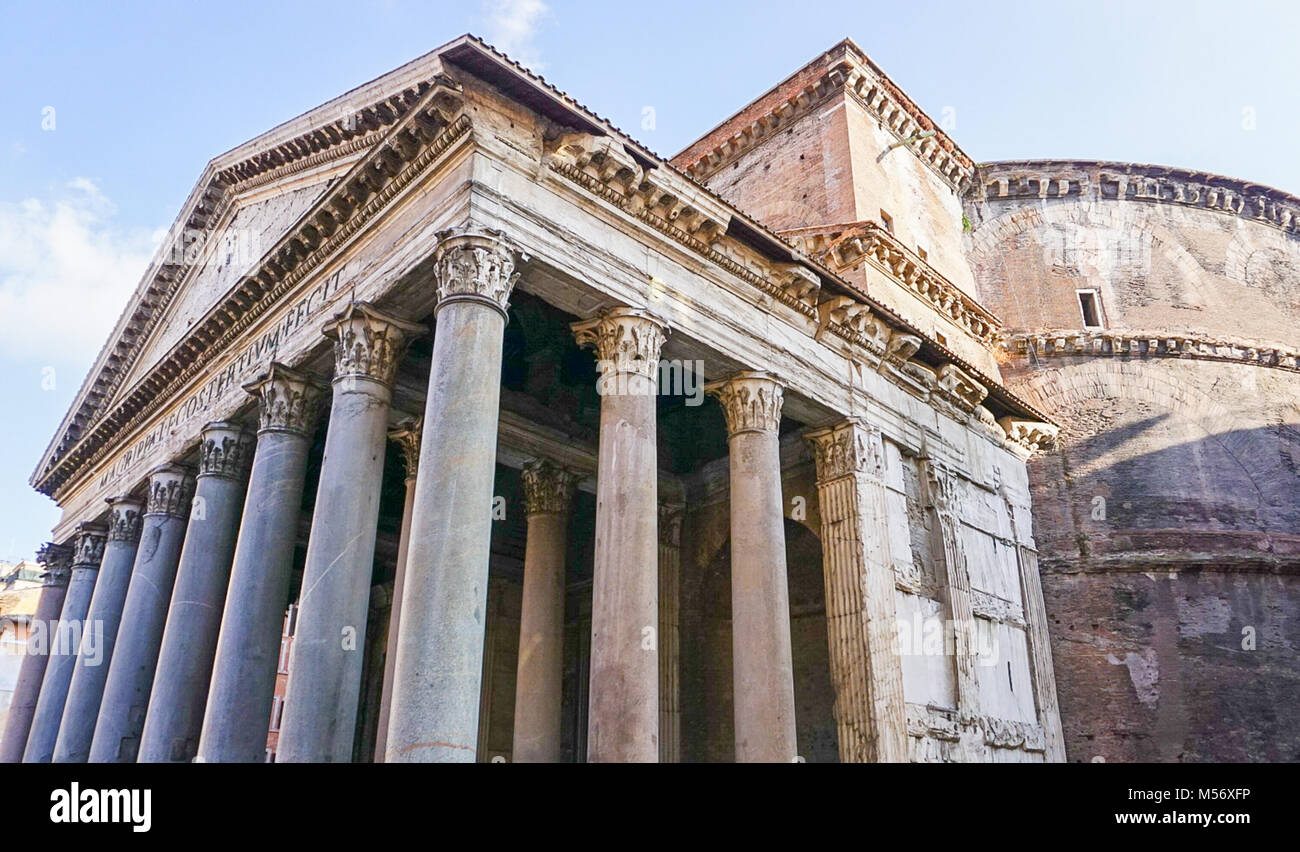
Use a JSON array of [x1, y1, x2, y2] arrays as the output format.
[[805, 419, 886, 483], [198, 421, 255, 480], [520, 458, 579, 516], [323, 301, 425, 387], [705, 371, 784, 436], [36, 541, 73, 588], [145, 463, 196, 518], [434, 227, 520, 317], [388, 416, 423, 482], [105, 497, 144, 543], [571, 307, 669, 381], [244, 362, 326, 436], [71, 522, 107, 568]]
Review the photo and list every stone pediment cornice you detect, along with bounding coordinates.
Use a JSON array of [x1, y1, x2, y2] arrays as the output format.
[[783, 220, 1002, 350], [32, 79, 449, 495], [974, 160, 1300, 238], [33, 75, 471, 499], [675, 40, 975, 192]]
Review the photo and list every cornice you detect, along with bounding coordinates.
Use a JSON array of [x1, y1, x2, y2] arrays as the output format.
[[32, 84, 436, 495], [1008, 328, 1300, 374], [34, 78, 472, 499], [973, 160, 1300, 238], [676, 43, 974, 192], [784, 220, 1002, 350]]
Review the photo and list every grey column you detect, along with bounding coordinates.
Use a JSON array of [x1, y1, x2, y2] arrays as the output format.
[[374, 417, 420, 762], [0, 542, 71, 762], [139, 422, 253, 762], [386, 228, 517, 763], [89, 463, 194, 762], [706, 372, 797, 762], [23, 524, 107, 762], [52, 496, 143, 763], [197, 363, 324, 763], [277, 301, 423, 763], [572, 307, 668, 763], [512, 459, 578, 763]]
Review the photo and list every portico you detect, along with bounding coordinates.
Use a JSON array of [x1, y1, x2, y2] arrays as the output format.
[[10, 35, 1062, 765]]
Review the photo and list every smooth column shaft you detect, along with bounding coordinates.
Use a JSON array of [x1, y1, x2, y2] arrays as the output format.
[[0, 576, 68, 761], [90, 507, 188, 762], [198, 430, 311, 762], [23, 563, 100, 762], [587, 379, 660, 762], [374, 469, 417, 761], [388, 303, 505, 762], [139, 470, 246, 762], [276, 376, 392, 762], [512, 501, 570, 762], [728, 428, 797, 761], [52, 526, 141, 762]]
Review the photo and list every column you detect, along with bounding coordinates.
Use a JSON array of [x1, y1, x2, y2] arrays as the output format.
[[52, 496, 143, 763], [277, 301, 423, 763], [197, 363, 324, 763], [23, 523, 106, 762], [373, 416, 420, 762], [706, 372, 798, 762], [139, 422, 253, 762], [923, 459, 978, 719], [571, 307, 667, 763], [805, 420, 907, 762], [89, 463, 194, 762], [511, 458, 578, 763], [387, 228, 517, 763], [657, 502, 683, 763], [0, 542, 71, 762]]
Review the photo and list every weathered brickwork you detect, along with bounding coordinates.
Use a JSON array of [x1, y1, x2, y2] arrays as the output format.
[[967, 163, 1300, 762]]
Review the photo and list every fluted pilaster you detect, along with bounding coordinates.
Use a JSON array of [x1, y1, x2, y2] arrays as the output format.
[[806, 420, 907, 762]]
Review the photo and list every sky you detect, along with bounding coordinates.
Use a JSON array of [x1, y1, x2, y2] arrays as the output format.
[[0, 0, 1297, 561]]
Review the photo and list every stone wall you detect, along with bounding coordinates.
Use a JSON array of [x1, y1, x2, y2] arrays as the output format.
[[966, 162, 1300, 761]]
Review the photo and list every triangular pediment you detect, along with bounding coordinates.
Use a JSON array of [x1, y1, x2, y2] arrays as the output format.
[[32, 38, 466, 495], [111, 176, 341, 404]]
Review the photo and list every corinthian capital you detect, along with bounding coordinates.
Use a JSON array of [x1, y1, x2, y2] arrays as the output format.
[[105, 496, 144, 543], [705, 372, 784, 436], [323, 301, 426, 387], [520, 458, 579, 516], [243, 362, 326, 437], [434, 227, 519, 317], [37, 541, 73, 588], [804, 419, 886, 484], [71, 522, 107, 568], [198, 421, 255, 481], [571, 307, 669, 380], [145, 463, 196, 518], [388, 416, 423, 482]]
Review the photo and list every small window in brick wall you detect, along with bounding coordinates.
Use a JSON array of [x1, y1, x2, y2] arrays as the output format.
[[880, 210, 894, 233], [1077, 290, 1104, 328]]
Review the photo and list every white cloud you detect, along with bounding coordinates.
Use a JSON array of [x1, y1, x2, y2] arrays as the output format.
[[0, 179, 159, 365], [479, 0, 550, 71]]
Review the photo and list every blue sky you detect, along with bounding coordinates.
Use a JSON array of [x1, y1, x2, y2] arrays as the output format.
[[1, 0, 1297, 560]]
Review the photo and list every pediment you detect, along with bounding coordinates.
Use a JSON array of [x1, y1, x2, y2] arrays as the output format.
[[111, 177, 339, 404]]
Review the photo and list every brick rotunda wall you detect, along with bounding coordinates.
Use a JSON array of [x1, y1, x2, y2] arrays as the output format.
[[964, 161, 1300, 762]]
